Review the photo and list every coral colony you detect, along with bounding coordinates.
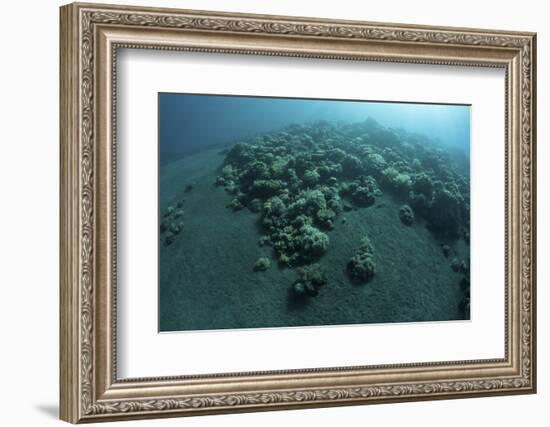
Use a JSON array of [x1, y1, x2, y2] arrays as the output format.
[[161, 118, 470, 317]]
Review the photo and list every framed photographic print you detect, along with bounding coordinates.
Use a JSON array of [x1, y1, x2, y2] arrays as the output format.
[[60, 2, 537, 423]]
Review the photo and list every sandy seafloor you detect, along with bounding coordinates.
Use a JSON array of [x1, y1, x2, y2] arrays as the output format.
[[159, 147, 469, 332]]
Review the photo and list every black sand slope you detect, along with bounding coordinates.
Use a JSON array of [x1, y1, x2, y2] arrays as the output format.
[[159, 148, 468, 332]]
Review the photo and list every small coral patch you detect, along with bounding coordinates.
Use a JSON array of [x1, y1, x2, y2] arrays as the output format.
[[398, 204, 414, 226], [347, 236, 376, 284]]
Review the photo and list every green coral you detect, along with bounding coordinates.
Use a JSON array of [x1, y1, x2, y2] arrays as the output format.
[[427, 187, 463, 235], [398, 204, 414, 226], [291, 264, 327, 297], [224, 142, 254, 164], [450, 257, 466, 273], [161, 204, 184, 246], [342, 154, 364, 177], [168, 222, 184, 235], [253, 257, 271, 272], [164, 206, 174, 217], [295, 225, 329, 262], [164, 231, 176, 246], [249, 179, 284, 198], [221, 164, 235, 177], [365, 153, 387, 177], [411, 172, 434, 199], [348, 176, 380, 207], [303, 169, 320, 186], [248, 198, 263, 213], [347, 236, 376, 284], [211, 116, 470, 298], [316, 208, 336, 229], [381, 167, 411, 195]]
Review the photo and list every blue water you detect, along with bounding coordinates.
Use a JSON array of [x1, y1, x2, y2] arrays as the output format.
[[159, 93, 470, 165]]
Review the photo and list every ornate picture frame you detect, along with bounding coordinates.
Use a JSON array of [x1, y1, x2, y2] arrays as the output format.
[[60, 2, 536, 423]]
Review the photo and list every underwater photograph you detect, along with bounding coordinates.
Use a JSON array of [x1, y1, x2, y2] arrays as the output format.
[[158, 93, 471, 332]]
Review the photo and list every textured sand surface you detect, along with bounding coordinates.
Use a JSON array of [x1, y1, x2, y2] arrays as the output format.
[[159, 148, 468, 332]]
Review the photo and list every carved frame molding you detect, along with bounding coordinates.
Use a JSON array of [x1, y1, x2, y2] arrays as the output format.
[[60, 2, 536, 423]]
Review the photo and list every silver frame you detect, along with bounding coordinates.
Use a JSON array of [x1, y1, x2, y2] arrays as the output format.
[[60, 2, 537, 423]]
